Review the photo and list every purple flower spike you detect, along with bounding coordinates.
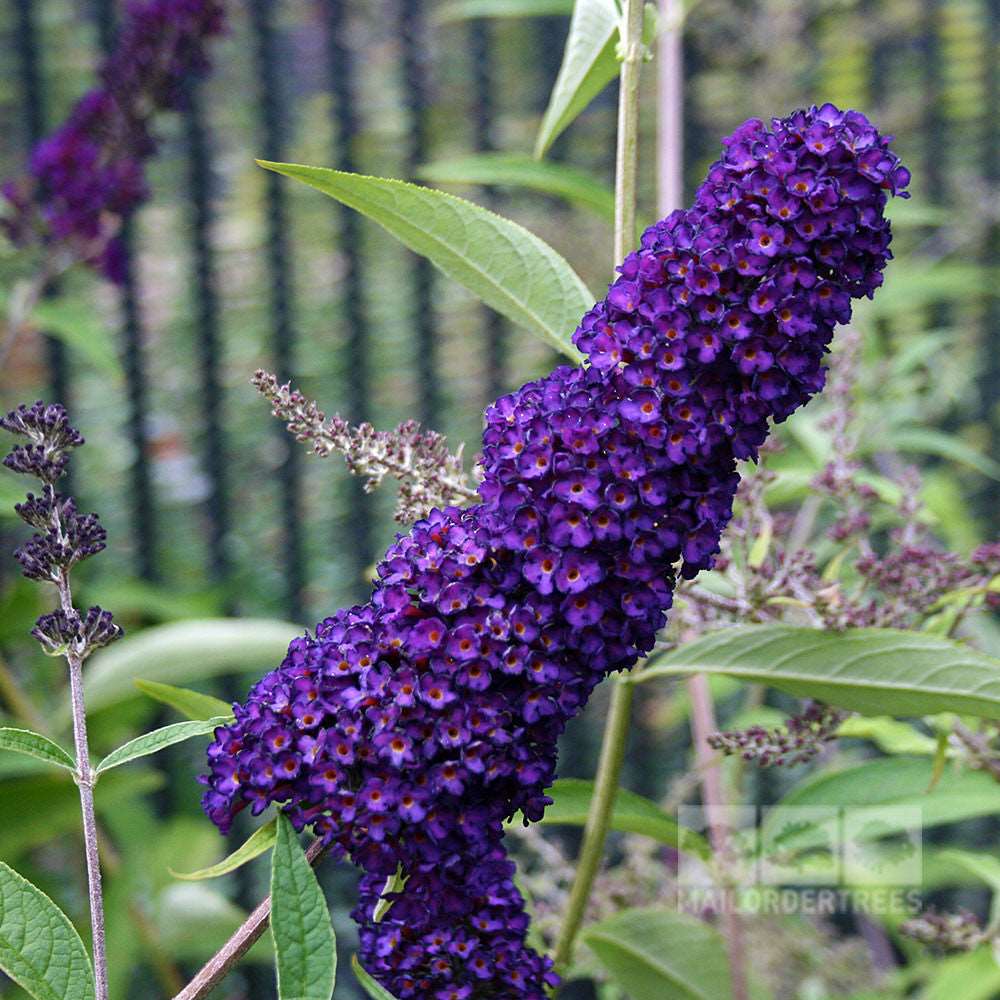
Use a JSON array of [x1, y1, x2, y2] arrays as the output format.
[[200, 106, 908, 998]]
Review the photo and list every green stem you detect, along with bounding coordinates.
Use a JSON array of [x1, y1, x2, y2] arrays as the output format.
[[612, 0, 646, 266], [552, 678, 634, 972], [552, 0, 646, 975]]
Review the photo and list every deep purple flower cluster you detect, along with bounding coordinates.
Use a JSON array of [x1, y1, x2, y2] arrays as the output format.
[[201, 105, 908, 998], [2, 0, 225, 281]]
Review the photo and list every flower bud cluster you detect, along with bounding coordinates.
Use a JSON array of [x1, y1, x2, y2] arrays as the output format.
[[707, 702, 846, 767], [252, 370, 477, 524], [2, 0, 225, 281], [2, 402, 121, 660], [901, 909, 987, 953], [1, 401, 84, 483], [32, 607, 122, 660], [202, 105, 907, 998]]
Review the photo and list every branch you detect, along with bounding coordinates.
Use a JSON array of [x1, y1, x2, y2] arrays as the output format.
[[172, 839, 326, 1000]]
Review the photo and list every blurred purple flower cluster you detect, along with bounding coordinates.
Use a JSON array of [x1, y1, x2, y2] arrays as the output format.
[[2, 0, 225, 281], [201, 105, 907, 998]]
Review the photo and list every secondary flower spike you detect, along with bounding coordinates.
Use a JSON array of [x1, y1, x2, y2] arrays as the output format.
[[2, 0, 225, 281], [201, 105, 908, 998]]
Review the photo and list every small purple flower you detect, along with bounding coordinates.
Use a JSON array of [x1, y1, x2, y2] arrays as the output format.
[[748, 220, 785, 257]]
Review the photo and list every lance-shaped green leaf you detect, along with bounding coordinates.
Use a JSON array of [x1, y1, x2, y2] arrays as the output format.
[[878, 427, 1000, 482], [835, 715, 938, 756], [534, 1, 665, 158], [95, 718, 229, 774], [761, 757, 1000, 861], [535, 0, 620, 159], [171, 818, 278, 881], [0, 770, 163, 860], [259, 163, 590, 361], [934, 849, 1000, 931], [434, 0, 573, 22], [583, 907, 733, 1000], [79, 618, 301, 715], [271, 813, 336, 1000], [921, 947, 1000, 1000], [419, 153, 614, 222], [134, 678, 234, 722], [526, 778, 709, 857], [0, 286, 121, 378], [0, 728, 75, 771], [0, 861, 95, 1000], [632, 624, 1000, 719], [0, 769, 163, 863], [351, 955, 401, 1000]]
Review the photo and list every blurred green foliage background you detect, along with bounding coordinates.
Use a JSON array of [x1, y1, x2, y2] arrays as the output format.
[[0, 1, 998, 998]]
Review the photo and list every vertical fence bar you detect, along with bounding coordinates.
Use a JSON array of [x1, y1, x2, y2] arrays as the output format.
[[250, 0, 305, 623], [183, 77, 229, 584], [468, 17, 508, 402], [982, 0, 1000, 530], [323, 0, 374, 590], [920, 0, 950, 334], [537, 14, 570, 163], [921, 0, 946, 209], [12, 0, 72, 450], [397, 0, 441, 428], [93, 0, 157, 583]]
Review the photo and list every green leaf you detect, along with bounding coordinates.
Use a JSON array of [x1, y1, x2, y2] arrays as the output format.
[[351, 955, 400, 1000], [271, 813, 336, 1000], [29, 297, 121, 377], [433, 0, 573, 22], [534, 0, 620, 159], [934, 849, 1000, 929], [0, 285, 120, 378], [632, 625, 1000, 719], [418, 153, 614, 221], [134, 679, 234, 722], [0, 728, 75, 771], [920, 945, 1000, 1000], [882, 427, 1000, 481], [762, 757, 1000, 858], [835, 716, 938, 756], [530, 778, 709, 857], [259, 163, 590, 361], [0, 470, 26, 520], [583, 907, 733, 1000], [0, 770, 163, 859], [155, 883, 273, 965], [0, 861, 95, 1000], [884, 200, 950, 228], [78, 618, 301, 715], [862, 262, 985, 319], [93, 578, 225, 622], [171, 818, 278, 881], [95, 718, 228, 774]]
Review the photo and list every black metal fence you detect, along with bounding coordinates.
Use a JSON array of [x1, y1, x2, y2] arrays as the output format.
[[1, 2, 999, 996], [4, 1, 994, 627]]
